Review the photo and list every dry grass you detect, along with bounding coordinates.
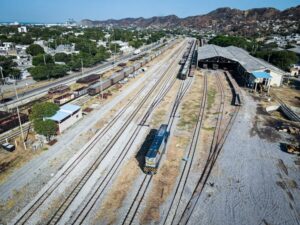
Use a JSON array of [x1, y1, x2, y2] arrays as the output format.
[[271, 86, 300, 107], [94, 159, 140, 225], [140, 71, 202, 224], [0, 186, 27, 224], [177, 73, 203, 132], [140, 135, 188, 224], [0, 135, 42, 184]]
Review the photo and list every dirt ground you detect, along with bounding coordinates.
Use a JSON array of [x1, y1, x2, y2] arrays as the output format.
[[140, 71, 204, 224], [271, 84, 300, 107], [93, 158, 140, 225]]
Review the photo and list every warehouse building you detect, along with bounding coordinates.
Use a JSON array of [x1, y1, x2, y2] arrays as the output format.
[[197, 44, 287, 88], [47, 104, 82, 134]]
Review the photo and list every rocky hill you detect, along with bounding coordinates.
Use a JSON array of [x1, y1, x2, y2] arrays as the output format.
[[80, 5, 300, 35]]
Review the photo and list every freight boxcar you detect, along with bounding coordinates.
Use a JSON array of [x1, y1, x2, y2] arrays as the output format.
[[124, 67, 134, 76], [87, 80, 112, 96], [53, 93, 75, 105], [133, 62, 142, 71], [48, 85, 70, 95], [144, 124, 169, 174], [0, 113, 28, 134], [76, 74, 100, 84], [73, 87, 88, 98], [111, 72, 125, 84]]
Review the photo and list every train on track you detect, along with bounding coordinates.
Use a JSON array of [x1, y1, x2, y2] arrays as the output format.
[[144, 124, 169, 174], [178, 39, 197, 80], [0, 111, 28, 134], [87, 51, 163, 96], [48, 48, 166, 103]]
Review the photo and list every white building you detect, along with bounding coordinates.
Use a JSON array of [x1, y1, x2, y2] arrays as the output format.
[[55, 44, 78, 54], [197, 44, 287, 87], [0, 42, 16, 55], [18, 26, 27, 33], [47, 104, 82, 134]]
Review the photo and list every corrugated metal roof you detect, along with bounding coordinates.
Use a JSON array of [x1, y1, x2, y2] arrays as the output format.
[[198, 44, 286, 75], [252, 71, 272, 79], [47, 111, 70, 122], [60, 104, 80, 113], [47, 104, 80, 122]]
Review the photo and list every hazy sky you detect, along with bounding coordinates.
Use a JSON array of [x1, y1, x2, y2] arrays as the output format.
[[1, 0, 299, 23]]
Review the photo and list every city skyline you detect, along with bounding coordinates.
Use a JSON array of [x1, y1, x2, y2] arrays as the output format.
[[1, 0, 299, 23]]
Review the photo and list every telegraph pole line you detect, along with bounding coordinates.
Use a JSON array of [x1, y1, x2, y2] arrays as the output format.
[[13, 83, 26, 150]]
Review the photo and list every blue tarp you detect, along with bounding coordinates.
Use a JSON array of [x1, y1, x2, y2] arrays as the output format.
[[252, 71, 272, 79]]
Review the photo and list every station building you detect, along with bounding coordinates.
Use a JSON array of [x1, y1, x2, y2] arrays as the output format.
[[197, 44, 287, 88], [47, 104, 82, 134]]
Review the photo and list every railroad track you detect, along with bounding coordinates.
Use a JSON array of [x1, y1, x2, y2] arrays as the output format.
[[162, 73, 208, 225], [178, 71, 241, 225], [0, 122, 31, 144], [12, 42, 186, 225], [271, 94, 300, 122], [121, 77, 193, 225], [68, 43, 188, 225]]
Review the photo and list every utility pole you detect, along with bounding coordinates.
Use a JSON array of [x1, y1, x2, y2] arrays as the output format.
[[113, 28, 116, 69], [81, 58, 83, 76], [13, 83, 26, 150], [43, 54, 46, 65]]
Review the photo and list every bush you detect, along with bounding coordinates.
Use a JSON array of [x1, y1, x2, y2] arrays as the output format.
[[32, 54, 54, 66], [26, 44, 44, 56], [28, 64, 69, 81]]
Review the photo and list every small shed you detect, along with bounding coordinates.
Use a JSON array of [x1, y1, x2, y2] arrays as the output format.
[[47, 104, 82, 133], [249, 71, 272, 92]]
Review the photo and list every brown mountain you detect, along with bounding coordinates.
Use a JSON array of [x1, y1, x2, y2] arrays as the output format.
[[80, 5, 300, 35]]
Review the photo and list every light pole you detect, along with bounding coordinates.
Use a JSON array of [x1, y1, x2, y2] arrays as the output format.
[[13, 83, 26, 150]]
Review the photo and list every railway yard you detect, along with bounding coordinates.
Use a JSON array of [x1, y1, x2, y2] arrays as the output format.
[[0, 37, 299, 225]]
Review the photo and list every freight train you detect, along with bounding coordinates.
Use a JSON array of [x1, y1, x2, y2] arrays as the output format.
[[0, 111, 28, 134], [49, 40, 175, 105], [87, 47, 168, 96], [178, 39, 197, 80], [144, 124, 169, 174]]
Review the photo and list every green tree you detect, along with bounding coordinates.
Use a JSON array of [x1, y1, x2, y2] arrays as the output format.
[[28, 64, 69, 81], [0, 56, 18, 77], [26, 44, 44, 56], [30, 102, 59, 120], [54, 53, 71, 63], [208, 35, 256, 52], [254, 50, 298, 71], [32, 54, 54, 66], [33, 119, 58, 141], [30, 102, 59, 141], [109, 43, 120, 53]]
